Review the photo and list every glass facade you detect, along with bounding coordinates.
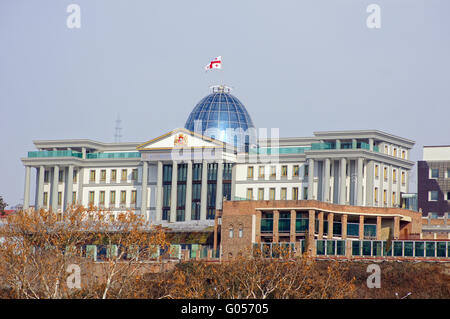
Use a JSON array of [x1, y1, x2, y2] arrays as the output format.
[[162, 165, 172, 220], [184, 90, 256, 150]]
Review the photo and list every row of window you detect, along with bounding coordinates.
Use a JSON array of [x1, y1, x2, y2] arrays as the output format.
[[89, 169, 138, 183], [88, 190, 137, 206], [384, 145, 407, 159], [43, 169, 78, 183], [42, 190, 137, 207], [429, 168, 450, 179], [42, 168, 139, 184], [428, 191, 450, 202], [374, 188, 398, 205], [246, 187, 308, 201], [374, 165, 406, 184], [229, 224, 244, 238], [247, 165, 304, 179], [43, 191, 77, 206]]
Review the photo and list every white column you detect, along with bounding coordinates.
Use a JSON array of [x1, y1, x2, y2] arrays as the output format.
[[36, 165, 45, 210], [339, 158, 347, 204], [140, 161, 148, 219], [215, 161, 224, 211], [357, 158, 364, 206], [155, 161, 163, 221], [51, 165, 59, 211], [388, 164, 393, 207], [66, 165, 74, 209], [23, 166, 31, 209], [307, 158, 314, 200], [366, 160, 374, 206], [185, 161, 193, 221], [170, 161, 178, 222], [323, 159, 331, 202], [200, 160, 208, 220]]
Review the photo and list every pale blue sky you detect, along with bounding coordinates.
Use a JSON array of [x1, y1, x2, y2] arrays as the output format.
[[1, 1, 449, 207]]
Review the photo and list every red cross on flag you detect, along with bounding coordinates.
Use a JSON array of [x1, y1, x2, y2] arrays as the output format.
[[204, 56, 222, 71]]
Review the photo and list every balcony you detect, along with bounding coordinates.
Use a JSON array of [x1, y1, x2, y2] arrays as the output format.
[[86, 152, 141, 159], [310, 141, 378, 152], [28, 150, 82, 158], [250, 147, 311, 155]]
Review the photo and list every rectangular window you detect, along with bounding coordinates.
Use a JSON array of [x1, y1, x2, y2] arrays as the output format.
[[293, 165, 299, 177], [258, 166, 265, 178], [57, 192, 62, 206], [303, 187, 308, 200], [111, 169, 117, 183], [401, 172, 405, 185], [429, 191, 438, 201], [430, 168, 439, 179], [73, 170, 77, 183], [383, 190, 387, 204], [110, 191, 116, 205], [100, 170, 106, 182], [99, 191, 105, 205], [121, 169, 128, 182], [247, 166, 254, 179], [72, 192, 76, 204], [246, 188, 253, 200], [258, 188, 264, 200], [392, 192, 396, 205], [401, 150, 406, 159], [58, 171, 63, 183], [281, 165, 287, 177], [292, 187, 299, 200], [132, 169, 138, 181], [270, 166, 276, 178], [120, 191, 126, 204], [44, 170, 49, 183], [269, 188, 275, 200], [393, 169, 397, 183], [43, 192, 48, 205], [304, 165, 309, 177], [375, 165, 379, 178], [281, 187, 287, 200], [131, 190, 137, 204], [383, 167, 388, 181], [384, 145, 388, 154], [89, 191, 95, 205], [89, 170, 96, 183], [393, 148, 397, 157], [374, 187, 378, 203]]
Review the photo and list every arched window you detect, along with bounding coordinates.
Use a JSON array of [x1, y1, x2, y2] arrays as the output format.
[[229, 224, 234, 238], [239, 224, 243, 238]]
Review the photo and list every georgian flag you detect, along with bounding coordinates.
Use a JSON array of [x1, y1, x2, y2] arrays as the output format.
[[204, 56, 222, 71]]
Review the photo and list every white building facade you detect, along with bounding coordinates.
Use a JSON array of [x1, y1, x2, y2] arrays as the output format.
[[21, 128, 415, 226]]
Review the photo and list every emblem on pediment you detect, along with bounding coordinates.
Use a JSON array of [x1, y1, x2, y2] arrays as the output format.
[[174, 133, 188, 146]]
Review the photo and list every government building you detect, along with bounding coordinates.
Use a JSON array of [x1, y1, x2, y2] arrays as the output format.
[[21, 85, 450, 260], [21, 85, 416, 229]]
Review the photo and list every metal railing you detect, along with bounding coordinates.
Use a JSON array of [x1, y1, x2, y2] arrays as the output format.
[[28, 150, 82, 158]]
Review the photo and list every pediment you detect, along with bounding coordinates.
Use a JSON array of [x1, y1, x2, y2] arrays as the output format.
[[137, 128, 224, 151]]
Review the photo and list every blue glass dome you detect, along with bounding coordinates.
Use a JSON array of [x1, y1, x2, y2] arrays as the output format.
[[185, 86, 256, 150]]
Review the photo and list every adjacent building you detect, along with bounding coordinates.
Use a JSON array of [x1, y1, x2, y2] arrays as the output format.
[[418, 146, 450, 217]]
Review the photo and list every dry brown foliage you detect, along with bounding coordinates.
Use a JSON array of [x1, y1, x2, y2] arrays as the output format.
[[0, 205, 168, 299]]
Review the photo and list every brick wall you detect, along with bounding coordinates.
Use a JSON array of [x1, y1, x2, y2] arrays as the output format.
[[221, 199, 423, 258]]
